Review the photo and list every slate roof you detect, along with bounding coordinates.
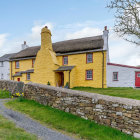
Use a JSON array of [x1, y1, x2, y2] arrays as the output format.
[[10, 35, 104, 60], [13, 69, 34, 77], [0, 53, 16, 61], [54, 66, 75, 72]]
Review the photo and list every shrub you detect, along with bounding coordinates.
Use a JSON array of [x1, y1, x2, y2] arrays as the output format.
[[47, 81, 51, 85], [12, 92, 24, 102], [64, 82, 69, 89]]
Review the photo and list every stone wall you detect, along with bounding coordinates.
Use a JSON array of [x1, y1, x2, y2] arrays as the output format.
[[0, 80, 24, 94], [0, 80, 140, 138]]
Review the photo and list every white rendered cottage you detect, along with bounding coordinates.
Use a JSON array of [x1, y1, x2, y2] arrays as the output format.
[[0, 53, 15, 80], [107, 63, 140, 88]]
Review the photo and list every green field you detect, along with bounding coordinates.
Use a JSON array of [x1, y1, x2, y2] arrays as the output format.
[[0, 115, 37, 140], [6, 99, 137, 140], [72, 87, 140, 100]]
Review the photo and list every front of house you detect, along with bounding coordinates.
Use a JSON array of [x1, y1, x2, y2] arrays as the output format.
[[9, 26, 140, 88], [10, 26, 108, 88]]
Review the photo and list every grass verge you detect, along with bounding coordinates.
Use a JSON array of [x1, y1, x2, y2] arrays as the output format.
[[0, 90, 11, 99], [72, 87, 140, 100], [0, 115, 37, 140], [6, 99, 137, 140]]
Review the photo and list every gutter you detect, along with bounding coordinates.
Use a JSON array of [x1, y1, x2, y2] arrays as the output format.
[[102, 51, 104, 88], [11, 61, 13, 80]]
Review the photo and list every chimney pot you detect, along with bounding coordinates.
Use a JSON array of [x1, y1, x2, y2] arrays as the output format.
[[45, 26, 48, 28], [104, 26, 107, 30], [24, 41, 26, 45]]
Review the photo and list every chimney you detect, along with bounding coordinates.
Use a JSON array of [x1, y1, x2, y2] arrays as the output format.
[[41, 26, 52, 50], [102, 26, 110, 62], [21, 41, 29, 50]]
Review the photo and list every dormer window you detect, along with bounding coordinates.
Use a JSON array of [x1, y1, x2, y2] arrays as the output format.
[[86, 53, 93, 63], [15, 61, 19, 69], [63, 56, 68, 65]]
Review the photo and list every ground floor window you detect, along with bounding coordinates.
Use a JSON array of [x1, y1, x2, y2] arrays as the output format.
[[1, 73, 3, 79], [27, 73, 30, 80], [86, 70, 93, 80], [113, 72, 118, 81]]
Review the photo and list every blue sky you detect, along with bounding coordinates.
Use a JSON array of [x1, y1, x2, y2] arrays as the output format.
[[0, 0, 140, 66]]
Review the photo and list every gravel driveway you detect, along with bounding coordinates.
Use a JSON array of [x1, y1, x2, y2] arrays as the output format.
[[0, 99, 75, 140]]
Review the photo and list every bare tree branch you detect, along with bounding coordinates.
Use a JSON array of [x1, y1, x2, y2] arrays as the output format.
[[107, 0, 140, 45]]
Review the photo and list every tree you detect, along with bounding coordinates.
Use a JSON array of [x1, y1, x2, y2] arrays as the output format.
[[107, 0, 140, 45]]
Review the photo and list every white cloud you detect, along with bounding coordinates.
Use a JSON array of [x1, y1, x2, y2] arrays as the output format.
[[109, 32, 140, 66], [29, 22, 53, 41], [0, 22, 53, 56], [0, 34, 8, 48], [0, 20, 139, 67], [66, 27, 102, 40]]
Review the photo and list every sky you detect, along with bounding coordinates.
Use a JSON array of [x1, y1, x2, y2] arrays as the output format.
[[0, 0, 140, 66]]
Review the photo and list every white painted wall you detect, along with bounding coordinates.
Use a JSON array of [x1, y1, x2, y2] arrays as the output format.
[[0, 61, 10, 80], [107, 64, 140, 87]]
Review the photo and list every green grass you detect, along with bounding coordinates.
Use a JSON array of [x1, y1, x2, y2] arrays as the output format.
[[0, 115, 37, 140], [72, 87, 140, 100], [0, 90, 11, 99], [6, 99, 137, 140]]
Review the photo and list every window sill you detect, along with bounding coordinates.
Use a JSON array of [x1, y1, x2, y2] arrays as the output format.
[[86, 62, 93, 64], [85, 79, 93, 80], [113, 80, 118, 81]]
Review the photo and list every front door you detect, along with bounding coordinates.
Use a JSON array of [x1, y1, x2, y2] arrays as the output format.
[[17, 78, 20, 82], [135, 72, 140, 87], [60, 72, 64, 87]]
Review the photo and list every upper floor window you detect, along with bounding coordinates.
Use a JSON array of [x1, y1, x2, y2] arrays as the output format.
[[32, 59, 35, 68], [0, 62, 4, 67], [113, 72, 118, 81], [63, 56, 68, 65], [86, 53, 93, 63], [15, 61, 19, 69], [27, 73, 30, 80], [86, 70, 93, 80]]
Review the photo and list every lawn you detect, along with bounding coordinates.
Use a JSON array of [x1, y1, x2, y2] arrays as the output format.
[[72, 87, 140, 100], [0, 115, 37, 140], [0, 90, 11, 99], [6, 99, 137, 140]]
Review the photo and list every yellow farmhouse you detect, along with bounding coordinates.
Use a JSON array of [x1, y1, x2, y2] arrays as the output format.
[[10, 26, 109, 88]]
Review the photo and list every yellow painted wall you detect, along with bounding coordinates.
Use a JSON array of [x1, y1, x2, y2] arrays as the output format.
[[10, 51, 107, 88], [32, 26, 59, 86], [10, 59, 34, 83], [57, 51, 107, 88], [10, 26, 107, 88]]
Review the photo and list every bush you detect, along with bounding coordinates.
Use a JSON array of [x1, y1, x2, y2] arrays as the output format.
[[47, 81, 51, 85], [12, 92, 24, 102], [64, 82, 69, 89]]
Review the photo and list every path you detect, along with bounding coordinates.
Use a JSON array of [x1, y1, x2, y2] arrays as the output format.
[[0, 99, 75, 140]]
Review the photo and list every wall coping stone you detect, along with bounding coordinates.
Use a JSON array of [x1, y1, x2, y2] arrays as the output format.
[[27, 82, 140, 107]]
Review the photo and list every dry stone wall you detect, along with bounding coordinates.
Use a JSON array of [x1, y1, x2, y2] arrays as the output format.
[[0, 80, 140, 138], [0, 80, 24, 94]]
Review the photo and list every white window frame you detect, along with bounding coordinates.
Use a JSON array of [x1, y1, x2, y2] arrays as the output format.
[[63, 56, 68, 65], [113, 72, 118, 81], [1, 73, 4, 79], [15, 61, 19, 68], [27, 73, 30, 80], [86, 70, 93, 80], [87, 53, 93, 63], [0, 62, 4, 67]]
